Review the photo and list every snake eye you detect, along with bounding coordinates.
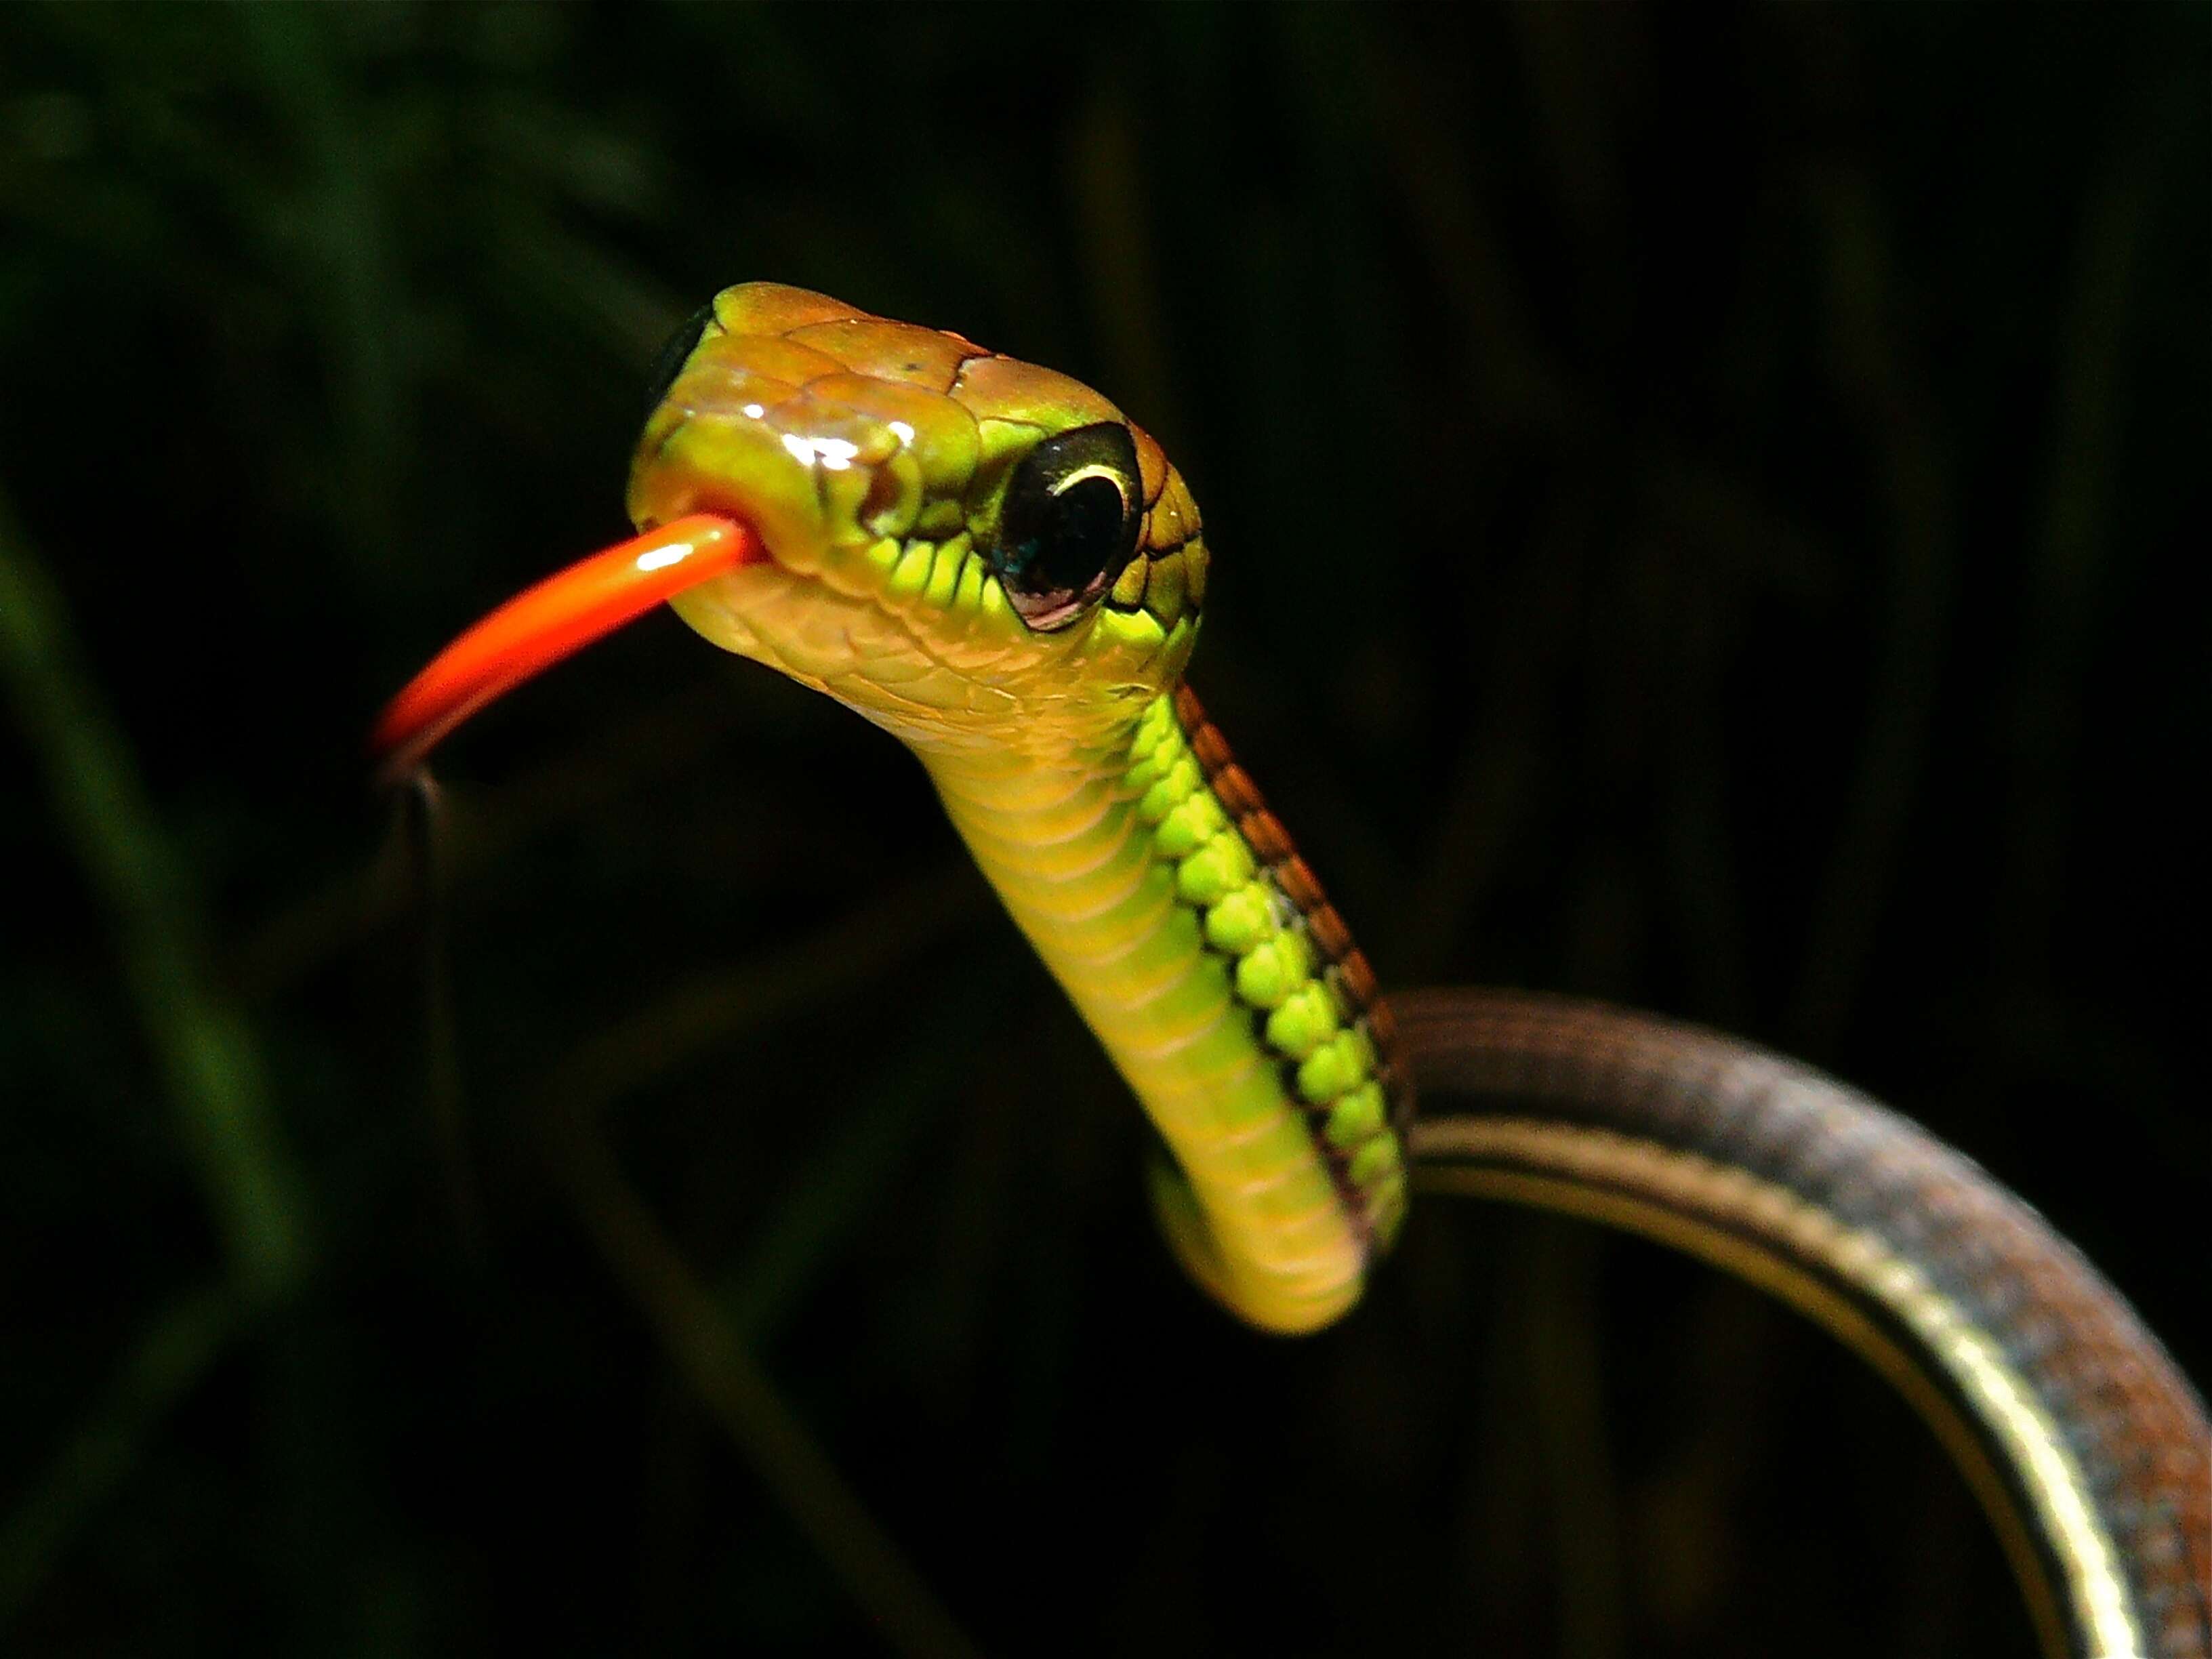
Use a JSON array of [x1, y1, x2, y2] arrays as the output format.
[[642, 300, 717, 415], [989, 422, 1144, 631]]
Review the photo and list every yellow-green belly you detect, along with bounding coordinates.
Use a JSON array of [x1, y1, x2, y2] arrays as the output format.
[[924, 688, 1406, 1334]]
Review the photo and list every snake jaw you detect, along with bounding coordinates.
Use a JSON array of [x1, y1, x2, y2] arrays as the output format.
[[629, 403, 851, 583]]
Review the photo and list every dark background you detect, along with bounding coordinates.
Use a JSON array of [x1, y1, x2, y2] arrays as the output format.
[[2, 5, 2205, 1655]]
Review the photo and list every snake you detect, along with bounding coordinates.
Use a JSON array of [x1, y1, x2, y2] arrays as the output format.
[[373, 283, 2209, 1658]]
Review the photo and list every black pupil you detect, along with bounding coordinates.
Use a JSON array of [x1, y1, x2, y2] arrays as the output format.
[[1014, 476, 1125, 595], [991, 422, 1141, 628]]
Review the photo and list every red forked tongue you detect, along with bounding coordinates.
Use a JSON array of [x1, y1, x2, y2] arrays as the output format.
[[369, 512, 764, 778]]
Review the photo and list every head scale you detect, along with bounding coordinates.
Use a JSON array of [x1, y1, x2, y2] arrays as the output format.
[[626, 283, 1208, 756]]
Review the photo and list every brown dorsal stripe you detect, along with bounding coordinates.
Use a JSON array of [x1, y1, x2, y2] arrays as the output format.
[[1170, 684, 1412, 1121]]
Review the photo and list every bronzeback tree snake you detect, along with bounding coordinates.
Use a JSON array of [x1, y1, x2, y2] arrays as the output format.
[[373, 284, 2209, 1658]]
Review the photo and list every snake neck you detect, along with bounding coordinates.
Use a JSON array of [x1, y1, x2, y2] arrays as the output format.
[[916, 684, 1410, 1334]]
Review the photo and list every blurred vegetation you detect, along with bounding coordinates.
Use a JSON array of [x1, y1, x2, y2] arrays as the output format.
[[1, 4, 2205, 1655]]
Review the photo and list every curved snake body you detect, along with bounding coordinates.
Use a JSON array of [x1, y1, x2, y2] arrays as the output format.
[[379, 283, 2211, 1657]]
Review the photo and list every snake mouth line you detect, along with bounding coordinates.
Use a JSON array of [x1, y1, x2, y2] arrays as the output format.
[[368, 512, 765, 779]]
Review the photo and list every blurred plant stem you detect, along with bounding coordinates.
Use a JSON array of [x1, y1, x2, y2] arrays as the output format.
[[1066, 66, 1185, 458], [544, 863, 977, 1118], [1995, 120, 2163, 988], [397, 770, 486, 1267], [237, 3, 405, 576], [1788, 152, 1959, 1057], [548, 1107, 983, 1659], [0, 1284, 241, 1622], [1526, 1223, 1625, 1659], [0, 492, 311, 1296], [531, 874, 987, 1656], [0, 487, 312, 1622], [716, 1040, 970, 1348]]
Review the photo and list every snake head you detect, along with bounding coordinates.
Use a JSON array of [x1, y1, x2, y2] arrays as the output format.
[[627, 283, 1207, 756], [371, 283, 1208, 773]]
